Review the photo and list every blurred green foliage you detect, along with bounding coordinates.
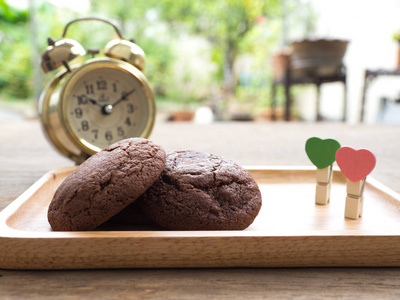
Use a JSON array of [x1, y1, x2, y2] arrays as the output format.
[[0, 0, 30, 98], [0, 0, 314, 117]]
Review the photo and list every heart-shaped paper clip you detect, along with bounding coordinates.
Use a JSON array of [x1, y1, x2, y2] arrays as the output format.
[[335, 146, 376, 182], [305, 137, 341, 169]]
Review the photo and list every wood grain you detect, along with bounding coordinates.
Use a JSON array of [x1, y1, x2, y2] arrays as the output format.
[[1, 268, 399, 299]]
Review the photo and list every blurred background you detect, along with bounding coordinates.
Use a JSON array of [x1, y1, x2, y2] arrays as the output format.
[[1, 0, 400, 124]]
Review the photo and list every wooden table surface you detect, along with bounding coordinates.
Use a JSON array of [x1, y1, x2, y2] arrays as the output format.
[[1, 119, 400, 299]]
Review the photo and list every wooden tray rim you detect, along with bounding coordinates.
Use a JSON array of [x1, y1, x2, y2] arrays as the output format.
[[1, 166, 400, 239], [2, 166, 400, 269]]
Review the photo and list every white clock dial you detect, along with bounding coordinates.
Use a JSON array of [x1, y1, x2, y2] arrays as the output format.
[[60, 60, 155, 152]]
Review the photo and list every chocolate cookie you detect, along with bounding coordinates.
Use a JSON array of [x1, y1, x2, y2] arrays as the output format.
[[48, 138, 166, 231], [137, 150, 262, 230]]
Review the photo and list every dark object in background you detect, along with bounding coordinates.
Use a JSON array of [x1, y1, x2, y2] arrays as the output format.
[[272, 38, 349, 122]]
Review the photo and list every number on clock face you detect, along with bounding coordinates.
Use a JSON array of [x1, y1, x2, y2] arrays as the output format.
[[65, 67, 150, 150]]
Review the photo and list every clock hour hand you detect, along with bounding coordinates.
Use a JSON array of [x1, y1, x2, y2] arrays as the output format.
[[80, 95, 102, 108], [110, 89, 136, 108]]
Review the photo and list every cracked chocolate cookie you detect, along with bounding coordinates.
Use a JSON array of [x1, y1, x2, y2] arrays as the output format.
[[48, 138, 166, 231], [137, 150, 262, 230]]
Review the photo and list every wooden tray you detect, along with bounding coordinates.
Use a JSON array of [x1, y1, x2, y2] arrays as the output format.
[[1, 166, 400, 269]]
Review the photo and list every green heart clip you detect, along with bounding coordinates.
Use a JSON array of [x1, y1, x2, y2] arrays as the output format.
[[305, 137, 341, 169]]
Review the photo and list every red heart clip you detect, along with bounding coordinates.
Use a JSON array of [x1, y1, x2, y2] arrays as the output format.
[[335, 146, 376, 182]]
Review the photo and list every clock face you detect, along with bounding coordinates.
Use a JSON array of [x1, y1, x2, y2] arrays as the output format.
[[60, 60, 155, 152]]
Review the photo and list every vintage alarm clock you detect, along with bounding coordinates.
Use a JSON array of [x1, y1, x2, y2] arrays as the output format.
[[38, 17, 156, 163]]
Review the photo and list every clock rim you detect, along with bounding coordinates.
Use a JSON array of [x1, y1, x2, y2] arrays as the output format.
[[38, 67, 90, 163]]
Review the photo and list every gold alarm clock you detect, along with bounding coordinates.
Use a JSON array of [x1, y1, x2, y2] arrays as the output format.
[[39, 17, 156, 163]]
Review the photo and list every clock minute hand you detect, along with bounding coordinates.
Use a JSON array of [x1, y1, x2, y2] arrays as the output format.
[[111, 89, 136, 108]]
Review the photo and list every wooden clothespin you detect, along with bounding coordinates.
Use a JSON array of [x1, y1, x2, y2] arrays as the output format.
[[305, 137, 341, 205], [315, 164, 333, 205], [336, 146, 377, 220]]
